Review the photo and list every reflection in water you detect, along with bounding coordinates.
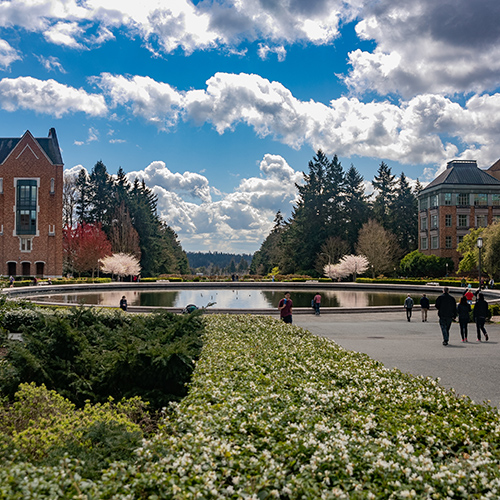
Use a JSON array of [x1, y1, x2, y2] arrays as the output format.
[[34, 289, 440, 309]]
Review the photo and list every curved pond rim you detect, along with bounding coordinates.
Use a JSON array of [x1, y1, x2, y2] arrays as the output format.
[[3, 281, 500, 315]]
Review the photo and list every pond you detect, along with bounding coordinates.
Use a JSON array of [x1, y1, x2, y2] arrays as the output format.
[[33, 288, 441, 309]]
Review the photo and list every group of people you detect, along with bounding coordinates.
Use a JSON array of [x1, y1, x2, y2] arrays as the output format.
[[405, 287, 490, 346], [278, 292, 322, 323]]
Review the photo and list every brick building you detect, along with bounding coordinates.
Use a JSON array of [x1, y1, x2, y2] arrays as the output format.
[[418, 159, 500, 267], [0, 129, 63, 277]]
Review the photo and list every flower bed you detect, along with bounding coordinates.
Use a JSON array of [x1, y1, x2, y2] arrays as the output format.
[[1, 315, 500, 497]]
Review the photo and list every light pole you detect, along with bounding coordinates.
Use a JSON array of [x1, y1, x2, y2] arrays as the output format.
[[477, 236, 483, 288]]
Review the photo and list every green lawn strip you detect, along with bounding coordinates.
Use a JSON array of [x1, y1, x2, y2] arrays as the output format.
[[1, 315, 500, 498]]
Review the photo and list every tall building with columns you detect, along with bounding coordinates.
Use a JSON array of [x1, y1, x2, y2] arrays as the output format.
[[417, 159, 500, 267], [0, 129, 63, 277]]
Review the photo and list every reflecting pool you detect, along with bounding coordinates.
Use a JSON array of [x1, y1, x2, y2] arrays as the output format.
[[34, 288, 441, 309]]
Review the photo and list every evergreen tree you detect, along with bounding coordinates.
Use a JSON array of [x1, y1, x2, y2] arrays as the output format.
[[88, 161, 114, 232], [75, 169, 91, 224], [372, 161, 396, 230], [343, 164, 369, 251], [391, 173, 418, 253]]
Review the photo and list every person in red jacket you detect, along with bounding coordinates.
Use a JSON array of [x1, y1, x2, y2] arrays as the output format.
[[278, 292, 293, 324]]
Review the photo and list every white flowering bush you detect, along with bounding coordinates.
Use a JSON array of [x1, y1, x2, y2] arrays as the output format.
[[1, 315, 500, 498]]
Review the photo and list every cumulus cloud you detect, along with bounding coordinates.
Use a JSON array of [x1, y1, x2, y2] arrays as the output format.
[[123, 154, 300, 253], [344, 0, 500, 97], [0, 76, 107, 117], [0, 39, 21, 69]]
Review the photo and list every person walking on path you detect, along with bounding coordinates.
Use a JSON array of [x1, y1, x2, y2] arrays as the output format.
[[457, 296, 471, 342], [313, 293, 321, 316], [435, 287, 457, 346], [464, 286, 474, 305], [404, 294, 414, 322], [420, 293, 430, 322], [473, 293, 489, 342], [278, 292, 293, 324]]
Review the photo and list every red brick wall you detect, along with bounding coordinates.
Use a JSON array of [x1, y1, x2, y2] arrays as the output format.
[[0, 132, 63, 277]]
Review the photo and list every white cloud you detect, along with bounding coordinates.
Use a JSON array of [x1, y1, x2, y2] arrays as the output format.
[[344, 0, 500, 97], [36, 55, 66, 73], [0, 39, 21, 69], [0, 76, 107, 117], [122, 154, 300, 253], [257, 44, 287, 61]]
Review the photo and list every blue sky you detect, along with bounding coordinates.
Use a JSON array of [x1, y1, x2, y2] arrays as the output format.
[[1, 0, 500, 254]]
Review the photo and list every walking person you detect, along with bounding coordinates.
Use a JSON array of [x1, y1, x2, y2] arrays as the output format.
[[456, 296, 471, 342], [473, 293, 489, 342], [435, 287, 457, 346], [420, 293, 430, 322], [278, 292, 293, 324], [313, 292, 321, 316], [464, 286, 474, 305], [404, 294, 414, 322]]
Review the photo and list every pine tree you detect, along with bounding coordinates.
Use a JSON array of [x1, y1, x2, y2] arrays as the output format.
[[88, 161, 114, 232], [343, 164, 369, 251], [392, 173, 418, 253], [372, 161, 396, 230], [75, 169, 91, 224]]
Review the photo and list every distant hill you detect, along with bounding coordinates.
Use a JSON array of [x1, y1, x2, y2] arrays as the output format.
[[187, 251, 253, 272]]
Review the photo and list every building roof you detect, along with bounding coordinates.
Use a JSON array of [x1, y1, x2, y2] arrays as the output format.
[[488, 158, 500, 172], [0, 128, 63, 165], [422, 160, 500, 191]]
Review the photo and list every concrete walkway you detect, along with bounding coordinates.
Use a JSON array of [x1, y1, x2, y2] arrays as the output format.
[[294, 310, 500, 408]]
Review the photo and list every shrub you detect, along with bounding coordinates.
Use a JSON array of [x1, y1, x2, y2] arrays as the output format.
[[0, 307, 204, 411]]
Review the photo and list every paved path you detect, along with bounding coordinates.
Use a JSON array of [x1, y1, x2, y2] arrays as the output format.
[[294, 310, 500, 407]]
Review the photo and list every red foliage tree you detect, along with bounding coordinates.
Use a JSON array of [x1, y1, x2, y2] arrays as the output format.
[[63, 223, 112, 277]]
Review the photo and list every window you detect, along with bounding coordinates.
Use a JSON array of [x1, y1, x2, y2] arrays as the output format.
[[431, 236, 439, 249], [0, 178, 3, 194], [457, 193, 469, 206], [493, 215, 500, 224], [50, 178, 55, 194], [421, 237, 428, 250], [420, 198, 428, 210], [430, 195, 438, 207], [444, 193, 452, 205], [445, 236, 452, 249], [20, 238, 32, 252], [476, 215, 488, 227], [16, 180, 37, 235], [458, 235, 464, 245], [421, 217, 428, 230], [445, 214, 452, 227], [458, 214, 468, 227], [492, 194, 500, 206], [431, 215, 438, 229], [474, 194, 488, 206]]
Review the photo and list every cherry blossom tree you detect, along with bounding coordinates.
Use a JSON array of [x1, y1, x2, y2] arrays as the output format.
[[338, 254, 370, 281], [100, 253, 141, 280], [323, 263, 349, 281]]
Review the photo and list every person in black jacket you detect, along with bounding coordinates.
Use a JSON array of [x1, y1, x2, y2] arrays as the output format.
[[420, 293, 430, 322], [435, 287, 457, 346], [473, 293, 489, 342], [456, 296, 471, 342]]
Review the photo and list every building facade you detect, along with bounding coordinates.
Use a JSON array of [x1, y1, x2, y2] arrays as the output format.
[[417, 160, 500, 267], [0, 129, 63, 277]]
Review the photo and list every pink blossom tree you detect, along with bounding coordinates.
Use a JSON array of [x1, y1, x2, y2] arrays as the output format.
[[338, 254, 370, 281], [323, 263, 349, 281], [100, 253, 141, 281]]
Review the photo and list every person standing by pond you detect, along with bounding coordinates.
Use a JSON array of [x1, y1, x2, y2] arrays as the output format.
[[278, 292, 293, 324], [313, 292, 321, 316], [456, 296, 471, 342], [420, 293, 430, 322], [473, 293, 489, 342], [119, 295, 128, 311], [404, 294, 414, 322]]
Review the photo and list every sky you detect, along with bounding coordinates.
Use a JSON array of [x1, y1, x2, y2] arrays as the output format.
[[1, 0, 500, 254]]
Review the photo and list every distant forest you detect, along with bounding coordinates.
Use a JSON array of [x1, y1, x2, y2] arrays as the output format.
[[187, 252, 253, 274]]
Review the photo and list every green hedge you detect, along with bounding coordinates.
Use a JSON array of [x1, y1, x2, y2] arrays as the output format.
[[356, 277, 480, 288], [2, 315, 499, 497]]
